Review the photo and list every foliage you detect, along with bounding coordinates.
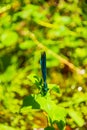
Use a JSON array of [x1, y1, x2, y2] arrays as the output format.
[[21, 75, 66, 128], [0, 0, 87, 130]]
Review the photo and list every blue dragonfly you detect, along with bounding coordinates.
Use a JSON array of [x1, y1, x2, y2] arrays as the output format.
[[40, 51, 48, 95]]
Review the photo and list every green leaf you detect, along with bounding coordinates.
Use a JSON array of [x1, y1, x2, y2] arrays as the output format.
[[68, 108, 84, 127], [53, 14, 71, 25], [75, 48, 87, 58], [49, 84, 60, 93], [1, 30, 18, 46], [47, 26, 67, 39], [27, 73, 38, 83], [21, 94, 66, 124], [35, 94, 67, 122], [22, 95, 40, 109], [19, 40, 35, 50], [0, 65, 16, 82]]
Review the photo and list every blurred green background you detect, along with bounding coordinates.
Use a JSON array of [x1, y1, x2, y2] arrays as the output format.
[[0, 0, 87, 130]]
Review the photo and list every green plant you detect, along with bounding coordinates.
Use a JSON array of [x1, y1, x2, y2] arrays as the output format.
[[0, 0, 87, 130], [21, 75, 66, 130]]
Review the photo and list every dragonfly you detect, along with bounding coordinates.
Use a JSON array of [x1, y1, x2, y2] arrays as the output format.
[[40, 51, 48, 95]]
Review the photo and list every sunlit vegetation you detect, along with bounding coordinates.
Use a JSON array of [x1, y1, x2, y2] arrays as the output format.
[[0, 0, 87, 130]]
